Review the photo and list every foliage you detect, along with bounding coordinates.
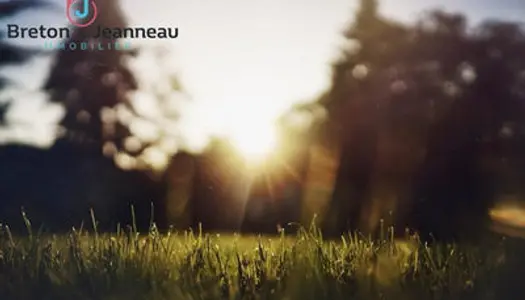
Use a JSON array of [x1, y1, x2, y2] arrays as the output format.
[[323, 0, 525, 238], [0, 0, 51, 122]]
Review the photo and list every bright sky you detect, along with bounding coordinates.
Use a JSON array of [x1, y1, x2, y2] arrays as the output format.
[[122, 0, 525, 140], [0, 0, 523, 160]]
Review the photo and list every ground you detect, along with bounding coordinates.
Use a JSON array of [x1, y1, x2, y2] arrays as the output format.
[[0, 217, 522, 300]]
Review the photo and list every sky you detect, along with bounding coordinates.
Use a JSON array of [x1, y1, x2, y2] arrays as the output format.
[[0, 0, 524, 156], [123, 0, 525, 130]]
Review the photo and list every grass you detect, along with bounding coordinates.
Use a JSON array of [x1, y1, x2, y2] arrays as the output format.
[[0, 208, 513, 300]]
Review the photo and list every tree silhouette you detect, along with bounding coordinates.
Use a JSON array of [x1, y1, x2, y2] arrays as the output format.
[[325, 0, 391, 235], [413, 16, 525, 240], [323, 0, 525, 240], [0, 0, 177, 231], [0, 0, 55, 84], [42, 1, 188, 175], [43, 0, 137, 152], [0, 0, 52, 121]]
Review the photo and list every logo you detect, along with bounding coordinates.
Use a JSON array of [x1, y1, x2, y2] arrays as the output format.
[[66, 0, 98, 27], [5, 0, 178, 52]]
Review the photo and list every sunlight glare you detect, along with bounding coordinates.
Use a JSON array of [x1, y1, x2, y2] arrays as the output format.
[[229, 119, 278, 161], [218, 93, 283, 162]]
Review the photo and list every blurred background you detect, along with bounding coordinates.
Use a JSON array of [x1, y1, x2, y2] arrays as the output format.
[[0, 0, 524, 241]]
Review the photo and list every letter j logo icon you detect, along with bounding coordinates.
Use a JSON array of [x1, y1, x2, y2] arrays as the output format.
[[66, 0, 98, 27]]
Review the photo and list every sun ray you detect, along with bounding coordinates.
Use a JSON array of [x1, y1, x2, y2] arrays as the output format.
[[263, 165, 276, 201]]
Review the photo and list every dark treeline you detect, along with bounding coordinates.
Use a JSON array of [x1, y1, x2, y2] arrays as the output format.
[[323, 1, 525, 241], [1, 0, 524, 242], [0, 0, 159, 232]]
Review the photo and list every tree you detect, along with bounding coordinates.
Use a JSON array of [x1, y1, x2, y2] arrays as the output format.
[[43, 0, 137, 151], [322, 0, 525, 240], [324, 0, 397, 235], [412, 16, 525, 240], [0, 0, 186, 231], [43, 1, 189, 175], [0, 0, 53, 121]]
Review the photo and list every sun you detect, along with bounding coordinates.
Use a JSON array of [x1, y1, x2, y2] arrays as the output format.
[[180, 73, 300, 164], [205, 91, 284, 162], [229, 121, 278, 161]]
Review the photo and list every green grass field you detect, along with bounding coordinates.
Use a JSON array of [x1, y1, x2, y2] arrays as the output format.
[[0, 211, 516, 300]]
